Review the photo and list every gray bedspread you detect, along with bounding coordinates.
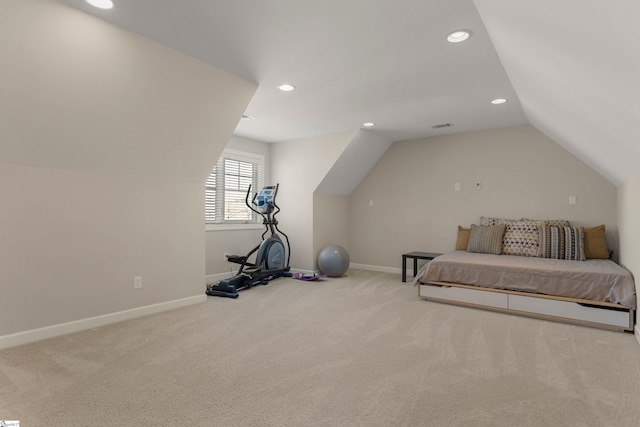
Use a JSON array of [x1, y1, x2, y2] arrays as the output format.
[[414, 251, 636, 308]]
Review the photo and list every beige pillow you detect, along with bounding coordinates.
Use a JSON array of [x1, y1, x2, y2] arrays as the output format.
[[456, 226, 470, 251], [466, 224, 506, 255], [584, 225, 609, 259]]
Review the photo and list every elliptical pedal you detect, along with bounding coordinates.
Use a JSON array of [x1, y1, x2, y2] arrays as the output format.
[[226, 255, 248, 264], [206, 288, 239, 298]]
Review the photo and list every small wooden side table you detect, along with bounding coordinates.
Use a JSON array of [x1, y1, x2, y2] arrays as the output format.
[[402, 252, 442, 282]]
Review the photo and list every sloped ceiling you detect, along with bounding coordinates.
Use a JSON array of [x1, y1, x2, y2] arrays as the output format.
[[1, 0, 256, 183], [58, 0, 526, 144], [474, 0, 640, 186], [316, 130, 393, 195], [56, 0, 639, 186]]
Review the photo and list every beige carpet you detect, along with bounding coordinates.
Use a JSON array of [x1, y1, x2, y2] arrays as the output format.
[[2, 269, 640, 426]]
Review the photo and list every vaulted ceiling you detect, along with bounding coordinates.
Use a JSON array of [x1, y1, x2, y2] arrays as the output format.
[[474, 0, 640, 186], [59, 0, 639, 185]]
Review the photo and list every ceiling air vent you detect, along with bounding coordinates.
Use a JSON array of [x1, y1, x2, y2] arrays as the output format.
[[432, 122, 453, 129]]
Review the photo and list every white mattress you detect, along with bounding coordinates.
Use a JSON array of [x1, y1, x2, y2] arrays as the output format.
[[414, 251, 636, 308]]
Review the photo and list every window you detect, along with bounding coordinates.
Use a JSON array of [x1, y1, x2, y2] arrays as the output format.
[[206, 149, 264, 226]]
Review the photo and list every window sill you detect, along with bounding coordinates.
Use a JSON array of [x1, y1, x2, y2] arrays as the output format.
[[206, 223, 264, 232]]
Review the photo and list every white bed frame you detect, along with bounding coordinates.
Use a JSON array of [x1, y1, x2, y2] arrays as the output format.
[[419, 281, 634, 332]]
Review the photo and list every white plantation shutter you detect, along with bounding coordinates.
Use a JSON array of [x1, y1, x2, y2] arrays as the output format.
[[205, 149, 263, 224], [205, 168, 218, 223]]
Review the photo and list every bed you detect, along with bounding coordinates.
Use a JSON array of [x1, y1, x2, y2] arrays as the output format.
[[414, 251, 636, 331]]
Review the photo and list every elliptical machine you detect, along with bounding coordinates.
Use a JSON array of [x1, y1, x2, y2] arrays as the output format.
[[206, 184, 291, 298]]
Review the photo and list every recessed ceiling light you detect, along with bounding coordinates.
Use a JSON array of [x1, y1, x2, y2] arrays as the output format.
[[86, 0, 114, 9], [363, 122, 375, 127], [491, 98, 508, 105], [447, 30, 471, 43], [241, 114, 255, 120], [277, 84, 296, 92]]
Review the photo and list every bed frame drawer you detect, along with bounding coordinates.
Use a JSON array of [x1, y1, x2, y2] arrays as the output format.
[[508, 294, 631, 329], [419, 284, 508, 309], [419, 282, 633, 331]]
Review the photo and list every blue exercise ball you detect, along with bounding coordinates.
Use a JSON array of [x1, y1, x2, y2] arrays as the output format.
[[317, 245, 350, 277]]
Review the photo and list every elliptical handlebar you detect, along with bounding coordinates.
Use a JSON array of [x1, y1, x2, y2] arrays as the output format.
[[245, 184, 257, 215], [245, 183, 290, 270], [271, 184, 281, 218], [206, 183, 291, 299]]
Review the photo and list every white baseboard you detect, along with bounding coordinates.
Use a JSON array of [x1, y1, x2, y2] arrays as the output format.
[[350, 263, 402, 275], [0, 294, 206, 350]]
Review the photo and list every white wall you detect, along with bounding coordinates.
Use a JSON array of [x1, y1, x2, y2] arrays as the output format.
[[0, 0, 256, 341], [313, 193, 350, 259], [0, 165, 205, 334], [271, 130, 357, 270], [349, 125, 618, 268]]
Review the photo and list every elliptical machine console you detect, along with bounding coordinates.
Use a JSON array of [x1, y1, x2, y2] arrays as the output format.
[[206, 184, 291, 298], [253, 186, 275, 214]]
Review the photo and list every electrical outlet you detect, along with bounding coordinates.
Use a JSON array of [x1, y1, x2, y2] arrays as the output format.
[[475, 181, 482, 190], [134, 276, 142, 289]]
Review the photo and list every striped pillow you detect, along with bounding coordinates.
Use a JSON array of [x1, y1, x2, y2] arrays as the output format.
[[466, 224, 506, 255], [538, 226, 586, 261]]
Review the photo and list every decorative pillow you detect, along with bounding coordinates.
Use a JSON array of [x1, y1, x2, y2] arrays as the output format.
[[455, 226, 471, 251], [538, 226, 586, 261], [502, 219, 543, 257], [583, 225, 609, 259], [545, 219, 570, 227], [522, 218, 571, 227], [480, 216, 512, 226], [466, 224, 506, 255]]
